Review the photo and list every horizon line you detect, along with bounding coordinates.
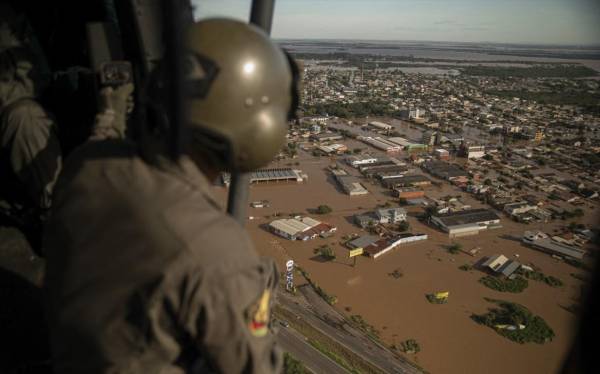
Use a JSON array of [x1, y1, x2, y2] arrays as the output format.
[[273, 37, 600, 49]]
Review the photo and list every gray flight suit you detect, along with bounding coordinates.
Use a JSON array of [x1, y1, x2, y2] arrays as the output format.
[[43, 139, 283, 374], [0, 51, 61, 210]]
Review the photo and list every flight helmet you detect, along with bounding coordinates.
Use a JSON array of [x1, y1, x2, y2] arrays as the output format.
[[182, 18, 298, 172]]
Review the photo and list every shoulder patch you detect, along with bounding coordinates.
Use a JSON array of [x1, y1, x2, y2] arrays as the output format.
[[246, 289, 271, 337]]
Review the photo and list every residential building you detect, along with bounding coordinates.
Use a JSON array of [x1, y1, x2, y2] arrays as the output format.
[[422, 131, 437, 146], [354, 213, 378, 228], [523, 231, 586, 260], [409, 108, 422, 120], [482, 254, 521, 278], [534, 128, 545, 142], [466, 145, 485, 159], [434, 148, 450, 160], [504, 202, 536, 216], [376, 208, 407, 224]]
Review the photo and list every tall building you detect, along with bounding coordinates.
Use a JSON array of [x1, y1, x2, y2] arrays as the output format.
[[422, 131, 437, 146], [409, 108, 422, 120], [534, 128, 545, 142]]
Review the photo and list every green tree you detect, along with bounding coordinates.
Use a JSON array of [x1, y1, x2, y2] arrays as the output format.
[[471, 299, 554, 344], [400, 339, 421, 354], [448, 243, 462, 254], [316, 205, 332, 214], [397, 220, 410, 232], [479, 276, 529, 293], [314, 245, 336, 261]]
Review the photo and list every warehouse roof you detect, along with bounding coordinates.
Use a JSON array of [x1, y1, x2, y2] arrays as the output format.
[[348, 235, 380, 249], [269, 220, 304, 236], [434, 208, 500, 228], [423, 161, 468, 178], [301, 217, 321, 227], [251, 168, 300, 181], [382, 174, 431, 188]]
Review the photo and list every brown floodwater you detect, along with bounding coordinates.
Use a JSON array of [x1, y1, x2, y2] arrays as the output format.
[[212, 153, 593, 374]]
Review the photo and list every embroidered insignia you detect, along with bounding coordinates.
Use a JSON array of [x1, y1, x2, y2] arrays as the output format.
[[247, 289, 271, 337]]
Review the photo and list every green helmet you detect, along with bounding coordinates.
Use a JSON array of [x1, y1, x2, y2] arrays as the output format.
[[184, 18, 298, 172]]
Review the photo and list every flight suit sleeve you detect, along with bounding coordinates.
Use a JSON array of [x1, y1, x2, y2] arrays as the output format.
[[3, 102, 62, 209], [186, 257, 283, 374]]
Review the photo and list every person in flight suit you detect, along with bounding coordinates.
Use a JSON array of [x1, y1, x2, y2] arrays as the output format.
[[0, 27, 62, 213], [43, 18, 298, 373]]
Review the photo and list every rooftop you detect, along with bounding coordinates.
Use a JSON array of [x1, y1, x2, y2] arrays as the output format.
[[348, 235, 380, 249], [434, 208, 501, 228], [251, 168, 303, 182]]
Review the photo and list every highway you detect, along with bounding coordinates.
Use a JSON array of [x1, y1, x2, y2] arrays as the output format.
[[277, 325, 349, 374], [278, 286, 424, 374]]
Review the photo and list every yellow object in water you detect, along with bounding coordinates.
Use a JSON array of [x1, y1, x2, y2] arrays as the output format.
[[434, 291, 449, 299], [349, 248, 364, 258]]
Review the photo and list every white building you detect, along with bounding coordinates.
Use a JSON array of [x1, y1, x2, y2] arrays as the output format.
[[376, 208, 407, 224], [523, 231, 586, 260], [482, 254, 521, 278], [346, 155, 378, 167], [431, 209, 501, 238], [409, 108, 422, 120], [504, 202, 535, 216], [504, 125, 522, 133], [368, 121, 393, 131], [269, 217, 336, 241], [360, 137, 402, 152], [364, 233, 428, 259], [466, 145, 485, 159]]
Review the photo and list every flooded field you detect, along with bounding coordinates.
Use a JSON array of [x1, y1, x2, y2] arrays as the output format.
[[283, 41, 600, 72]]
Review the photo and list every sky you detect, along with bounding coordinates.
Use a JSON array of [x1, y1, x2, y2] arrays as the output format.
[[191, 0, 600, 45]]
